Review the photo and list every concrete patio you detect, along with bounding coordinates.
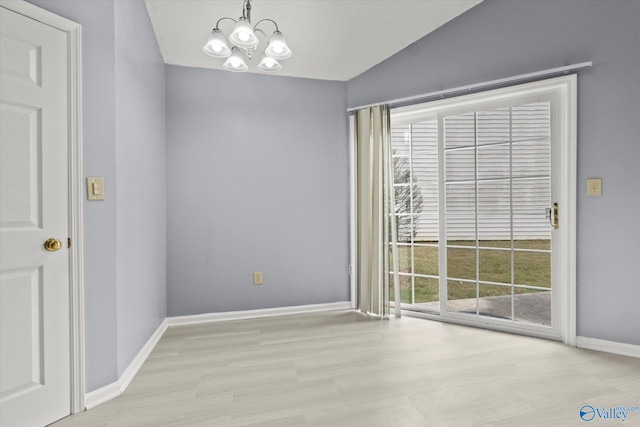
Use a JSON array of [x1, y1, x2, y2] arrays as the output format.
[[414, 291, 552, 326]]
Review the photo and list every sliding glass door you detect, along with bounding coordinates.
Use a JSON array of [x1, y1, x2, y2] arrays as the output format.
[[389, 76, 576, 340]]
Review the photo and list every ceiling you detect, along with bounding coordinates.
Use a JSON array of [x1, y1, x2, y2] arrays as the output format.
[[145, 0, 482, 81]]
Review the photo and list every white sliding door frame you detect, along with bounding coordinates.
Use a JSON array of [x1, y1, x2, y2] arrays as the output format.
[[390, 76, 576, 345], [349, 114, 358, 309]]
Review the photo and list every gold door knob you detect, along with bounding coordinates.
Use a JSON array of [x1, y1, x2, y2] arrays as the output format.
[[44, 238, 62, 252]]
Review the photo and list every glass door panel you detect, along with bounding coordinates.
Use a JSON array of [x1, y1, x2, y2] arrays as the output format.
[[478, 284, 513, 320], [390, 120, 439, 311], [446, 280, 476, 314], [414, 277, 439, 305], [442, 101, 552, 328], [514, 288, 551, 326]]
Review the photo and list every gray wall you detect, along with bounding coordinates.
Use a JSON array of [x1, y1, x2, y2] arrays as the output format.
[[348, 0, 640, 345], [166, 66, 349, 316], [26, 0, 167, 391], [114, 0, 167, 378]]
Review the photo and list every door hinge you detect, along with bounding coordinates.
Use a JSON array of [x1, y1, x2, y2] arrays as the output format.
[[68, 237, 71, 248]]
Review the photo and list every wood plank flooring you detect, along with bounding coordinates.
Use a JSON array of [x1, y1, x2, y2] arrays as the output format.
[[51, 310, 640, 426]]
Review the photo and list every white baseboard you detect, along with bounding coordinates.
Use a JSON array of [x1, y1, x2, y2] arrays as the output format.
[[119, 318, 168, 390], [84, 381, 121, 410], [576, 336, 640, 358], [84, 302, 351, 409], [167, 301, 352, 326], [84, 318, 169, 409]]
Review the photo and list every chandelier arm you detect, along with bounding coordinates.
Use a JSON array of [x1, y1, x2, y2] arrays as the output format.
[[253, 18, 280, 33], [214, 17, 237, 30], [254, 28, 270, 43]]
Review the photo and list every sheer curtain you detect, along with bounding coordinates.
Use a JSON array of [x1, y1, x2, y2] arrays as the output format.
[[352, 105, 401, 318]]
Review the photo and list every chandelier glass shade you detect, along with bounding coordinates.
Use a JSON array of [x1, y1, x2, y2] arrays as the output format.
[[264, 32, 291, 60], [229, 18, 259, 49], [257, 55, 281, 72], [223, 48, 249, 72], [203, 0, 292, 73], [203, 30, 231, 58]]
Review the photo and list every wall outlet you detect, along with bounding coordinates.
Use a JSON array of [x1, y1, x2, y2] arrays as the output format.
[[587, 178, 602, 196], [253, 272, 263, 285]]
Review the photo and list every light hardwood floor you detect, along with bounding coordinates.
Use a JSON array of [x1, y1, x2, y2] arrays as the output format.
[[51, 310, 640, 426]]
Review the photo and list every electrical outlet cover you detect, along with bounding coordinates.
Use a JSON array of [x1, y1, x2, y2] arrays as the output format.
[[587, 178, 602, 196]]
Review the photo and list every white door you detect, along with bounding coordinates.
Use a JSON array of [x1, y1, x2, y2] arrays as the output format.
[[1, 6, 70, 427]]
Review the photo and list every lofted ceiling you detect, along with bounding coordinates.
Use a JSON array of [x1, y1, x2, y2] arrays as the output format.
[[145, 0, 482, 81]]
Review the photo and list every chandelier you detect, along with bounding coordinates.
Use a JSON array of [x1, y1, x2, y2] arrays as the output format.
[[203, 0, 292, 73]]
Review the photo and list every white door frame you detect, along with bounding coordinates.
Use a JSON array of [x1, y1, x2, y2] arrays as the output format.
[[1, 0, 85, 413]]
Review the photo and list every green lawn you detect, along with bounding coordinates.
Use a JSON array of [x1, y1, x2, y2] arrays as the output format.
[[391, 240, 550, 304]]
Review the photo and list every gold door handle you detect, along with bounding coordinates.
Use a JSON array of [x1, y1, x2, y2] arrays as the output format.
[[44, 238, 62, 252]]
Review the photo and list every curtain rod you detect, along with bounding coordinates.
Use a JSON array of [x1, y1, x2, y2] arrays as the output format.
[[347, 61, 592, 113]]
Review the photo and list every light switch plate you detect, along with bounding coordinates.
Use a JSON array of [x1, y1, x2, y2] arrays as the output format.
[[587, 178, 602, 196], [87, 177, 105, 200]]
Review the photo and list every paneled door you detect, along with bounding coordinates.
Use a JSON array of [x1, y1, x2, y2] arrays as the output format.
[[0, 6, 71, 426]]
